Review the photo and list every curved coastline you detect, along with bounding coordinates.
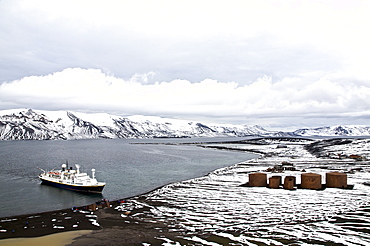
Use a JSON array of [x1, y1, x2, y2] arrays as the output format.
[[0, 139, 296, 243], [0, 155, 257, 243], [0, 137, 254, 219]]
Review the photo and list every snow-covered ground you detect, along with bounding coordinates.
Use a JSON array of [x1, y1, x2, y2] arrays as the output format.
[[117, 138, 370, 245]]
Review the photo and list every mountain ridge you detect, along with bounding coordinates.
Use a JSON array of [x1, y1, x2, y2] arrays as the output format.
[[0, 109, 270, 140], [1, 109, 370, 140]]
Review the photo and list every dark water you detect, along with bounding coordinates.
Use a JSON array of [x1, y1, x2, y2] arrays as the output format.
[[0, 137, 257, 218]]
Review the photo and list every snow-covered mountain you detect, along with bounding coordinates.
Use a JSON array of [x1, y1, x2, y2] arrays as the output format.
[[0, 109, 272, 140], [1, 109, 370, 140], [292, 125, 370, 137]]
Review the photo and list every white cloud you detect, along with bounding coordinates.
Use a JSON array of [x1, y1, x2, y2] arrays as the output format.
[[1, 68, 370, 128], [1, 0, 368, 83]]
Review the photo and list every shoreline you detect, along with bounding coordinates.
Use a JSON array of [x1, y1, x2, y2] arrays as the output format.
[[0, 137, 253, 220], [0, 194, 195, 245], [0, 140, 260, 241], [0, 169, 234, 243]]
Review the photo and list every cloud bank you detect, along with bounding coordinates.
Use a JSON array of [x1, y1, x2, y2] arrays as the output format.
[[1, 68, 369, 129], [1, 0, 369, 84]]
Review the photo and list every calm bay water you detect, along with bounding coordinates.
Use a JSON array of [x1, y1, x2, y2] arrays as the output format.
[[0, 137, 257, 218]]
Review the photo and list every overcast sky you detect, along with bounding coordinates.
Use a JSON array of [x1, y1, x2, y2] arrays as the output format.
[[0, 0, 369, 130]]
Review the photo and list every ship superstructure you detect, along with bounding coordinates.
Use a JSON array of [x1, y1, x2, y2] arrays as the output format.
[[39, 163, 106, 193]]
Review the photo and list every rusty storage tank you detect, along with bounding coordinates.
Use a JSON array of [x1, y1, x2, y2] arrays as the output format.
[[249, 173, 267, 187], [283, 176, 296, 190], [301, 173, 322, 190], [326, 172, 347, 188], [268, 176, 281, 189]]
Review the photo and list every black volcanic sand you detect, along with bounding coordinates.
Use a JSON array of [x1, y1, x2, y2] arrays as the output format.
[[0, 199, 184, 245], [0, 208, 95, 239]]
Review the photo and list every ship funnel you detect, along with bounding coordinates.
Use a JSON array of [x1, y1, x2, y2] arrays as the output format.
[[91, 169, 96, 179], [75, 164, 80, 174]]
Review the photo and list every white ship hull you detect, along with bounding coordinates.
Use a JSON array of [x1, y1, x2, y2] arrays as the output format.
[[39, 163, 106, 193]]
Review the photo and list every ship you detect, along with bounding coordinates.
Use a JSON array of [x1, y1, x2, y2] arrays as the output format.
[[39, 163, 106, 193]]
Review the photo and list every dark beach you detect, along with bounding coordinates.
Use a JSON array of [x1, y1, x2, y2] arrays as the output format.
[[0, 197, 184, 245]]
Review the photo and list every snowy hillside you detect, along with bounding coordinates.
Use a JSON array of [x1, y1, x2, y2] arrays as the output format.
[[293, 125, 370, 136], [0, 109, 271, 140], [1, 109, 370, 140]]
